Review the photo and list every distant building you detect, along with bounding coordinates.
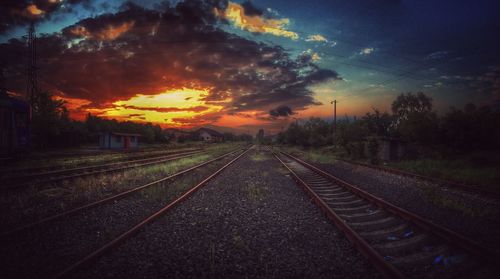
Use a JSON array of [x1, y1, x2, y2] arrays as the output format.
[[99, 132, 141, 149], [195, 128, 223, 142], [365, 137, 405, 161], [0, 92, 30, 156], [163, 128, 192, 142]]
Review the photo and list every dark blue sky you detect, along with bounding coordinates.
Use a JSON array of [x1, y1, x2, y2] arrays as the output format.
[[1, 0, 499, 128]]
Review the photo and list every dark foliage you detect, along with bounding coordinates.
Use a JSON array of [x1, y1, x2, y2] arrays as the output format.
[[277, 92, 500, 159]]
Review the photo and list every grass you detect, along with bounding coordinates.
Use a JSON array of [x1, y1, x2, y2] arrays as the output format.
[[0, 142, 244, 228], [250, 151, 269, 162], [388, 156, 500, 193], [278, 145, 339, 164], [5, 146, 194, 170], [245, 182, 270, 202], [6, 141, 241, 171], [279, 144, 499, 194]]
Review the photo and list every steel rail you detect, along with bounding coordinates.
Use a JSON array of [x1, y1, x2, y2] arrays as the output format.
[[2, 150, 206, 191], [274, 152, 404, 279], [280, 152, 499, 269], [4, 149, 204, 181], [0, 148, 203, 176], [53, 146, 251, 279], [1, 148, 243, 237]]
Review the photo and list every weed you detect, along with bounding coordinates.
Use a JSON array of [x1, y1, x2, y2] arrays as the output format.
[[246, 182, 270, 202], [250, 152, 269, 161]]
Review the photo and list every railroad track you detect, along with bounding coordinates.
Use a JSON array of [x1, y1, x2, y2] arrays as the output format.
[[0, 147, 244, 237], [275, 151, 498, 279], [50, 146, 251, 279], [1, 149, 207, 191], [0, 148, 203, 177]]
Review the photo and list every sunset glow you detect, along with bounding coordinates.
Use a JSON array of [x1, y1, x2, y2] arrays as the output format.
[[84, 88, 227, 127]]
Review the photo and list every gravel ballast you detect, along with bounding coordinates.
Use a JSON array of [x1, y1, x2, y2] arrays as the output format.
[[0, 150, 244, 279], [303, 157, 500, 251], [71, 147, 380, 279]]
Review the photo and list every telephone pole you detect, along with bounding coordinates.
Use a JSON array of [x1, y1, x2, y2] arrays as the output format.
[[331, 100, 337, 146], [26, 21, 38, 106]]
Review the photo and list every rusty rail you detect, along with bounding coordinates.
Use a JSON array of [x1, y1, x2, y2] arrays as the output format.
[[2, 149, 207, 191], [53, 146, 251, 279], [1, 148, 243, 237], [283, 152, 498, 264], [274, 153, 404, 278], [276, 151, 499, 278]]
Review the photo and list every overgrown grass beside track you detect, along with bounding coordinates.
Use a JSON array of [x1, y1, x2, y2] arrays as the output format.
[[0, 142, 244, 230], [387, 156, 500, 193], [2, 142, 209, 170], [278, 145, 500, 194]]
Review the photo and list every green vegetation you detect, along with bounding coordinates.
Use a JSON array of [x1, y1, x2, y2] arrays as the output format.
[[273, 92, 500, 190], [245, 182, 270, 202], [389, 154, 500, 190], [0, 143, 243, 227], [250, 151, 269, 162]]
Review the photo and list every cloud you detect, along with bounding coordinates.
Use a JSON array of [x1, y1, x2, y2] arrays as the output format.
[[359, 47, 375, 55], [216, 1, 299, 40], [121, 105, 210, 113], [426, 50, 449, 60], [269, 105, 294, 117], [306, 34, 327, 42], [0, 0, 90, 34], [0, 0, 338, 127], [299, 49, 321, 63], [65, 21, 135, 41]]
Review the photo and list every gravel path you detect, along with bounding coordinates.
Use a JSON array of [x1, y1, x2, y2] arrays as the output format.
[[71, 147, 380, 279], [0, 150, 243, 279], [300, 157, 500, 251]]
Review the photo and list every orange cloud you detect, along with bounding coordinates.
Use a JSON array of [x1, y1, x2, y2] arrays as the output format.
[[69, 21, 135, 41], [54, 95, 92, 120], [25, 4, 44, 17], [217, 2, 299, 40]]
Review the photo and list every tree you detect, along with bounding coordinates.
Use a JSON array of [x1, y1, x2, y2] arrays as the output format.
[[256, 129, 264, 143], [361, 109, 394, 137], [391, 92, 438, 147], [223, 132, 235, 141], [31, 90, 69, 148], [392, 92, 432, 123]]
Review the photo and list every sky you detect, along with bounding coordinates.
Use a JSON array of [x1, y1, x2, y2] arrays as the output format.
[[0, 0, 499, 133]]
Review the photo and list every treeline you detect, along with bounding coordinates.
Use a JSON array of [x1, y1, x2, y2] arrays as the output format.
[[30, 91, 166, 148], [164, 130, 253, 143], [276, 92, 500, 159], [30, 90, 251, 148]]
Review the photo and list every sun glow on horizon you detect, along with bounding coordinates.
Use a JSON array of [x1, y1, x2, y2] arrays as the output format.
[[92, 88, 228, 127]]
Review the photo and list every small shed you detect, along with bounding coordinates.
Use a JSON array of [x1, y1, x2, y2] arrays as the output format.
[[0, 92, 30, 156], [365, 137, 405, 161], [196, 128, 223, 142], [99, 132, 141, 149]]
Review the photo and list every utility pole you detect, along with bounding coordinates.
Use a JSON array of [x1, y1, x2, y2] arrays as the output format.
[[331, 100, 337, 146], [26, 21, 37, 107]]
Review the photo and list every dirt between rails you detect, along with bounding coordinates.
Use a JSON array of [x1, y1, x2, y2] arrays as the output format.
[[70, 147, 379, 279]]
